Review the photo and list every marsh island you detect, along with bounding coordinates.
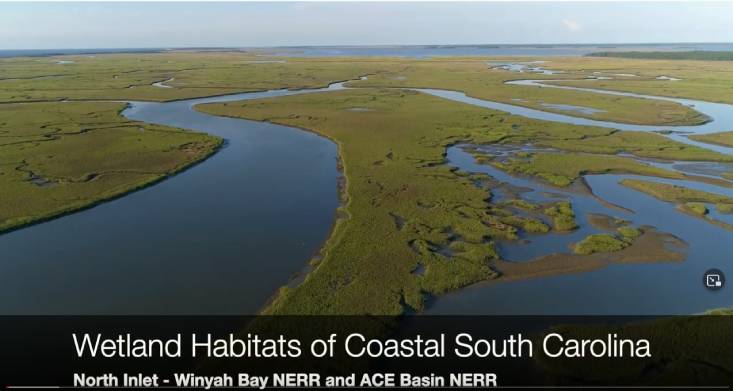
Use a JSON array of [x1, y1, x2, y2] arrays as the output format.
[[2, 49, 732, 314]]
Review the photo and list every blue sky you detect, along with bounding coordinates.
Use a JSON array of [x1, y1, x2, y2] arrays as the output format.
[[1, 2, 732, 49]]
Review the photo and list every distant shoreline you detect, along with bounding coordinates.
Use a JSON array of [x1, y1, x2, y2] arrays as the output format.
[[0, 47, 166, 58], [4, 42, 733, 59]]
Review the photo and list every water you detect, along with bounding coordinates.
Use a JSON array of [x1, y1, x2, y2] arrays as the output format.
[[3, 52, 733, 315], [5, 43, 733, 59], [0, 48, 165, 58], [258, 43, 733, 58], [152, 78, 174, 88], [413, 69, 733, 314], [416, 87, 733, 155], [480, 61, 733, 147], [0, 83, 347, 314], [488, 61, 563, 75], [503, 79, 733, 136], [427, 146, 733, 315]]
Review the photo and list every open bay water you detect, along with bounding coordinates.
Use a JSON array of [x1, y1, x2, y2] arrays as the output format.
[[5, 42, 733, 59]]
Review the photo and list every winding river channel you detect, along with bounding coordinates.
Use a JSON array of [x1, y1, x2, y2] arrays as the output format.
[[426, 145, 733, 314], [0, 83, 348, 314], [418, 69, 733, 314], [418, 68, 733, 314], [2, 64, 732, 314]]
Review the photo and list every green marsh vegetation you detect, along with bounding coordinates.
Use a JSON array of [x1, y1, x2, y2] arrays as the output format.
[[200, 88, 514, 314], [588, 51, 733, 61], [541, 56, 733, 107], [717, 203, 733, 213], [573, 234, 630, 255], [572, 214, 643, 255], [491, 151, 685, 187], [348, 59, 708, 126], [620, 179, 733, 212], [534, 131, 731, 162], [492, 226, 685, 284], [0, 102, 221, 233], [620, 179, 733, 227], [690, 131, 733, 148], [198, 88, 694, 314], [2, 52, 716, 129], [617, 226, 642, 239], [0, 52, 404, 103], [572, 225, 642, 255], [2, 52, 728, 314], [543, 201, 578, 231], [0, 53, 404, 233], [681, 202, 708, 216]]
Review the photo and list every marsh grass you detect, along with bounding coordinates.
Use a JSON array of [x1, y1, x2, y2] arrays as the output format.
[[620, 179, 733, 205], [349, 59, 708, 126], [537, 131, 732, 162], [543, 56, 733, 106], [573, 234, 630, 255], [620, 179, 733, 227], [617, 226, 642, 240], [492, 151, 685, 187], [543, 201, 578, 231], [200, 88, 521, 314], [195, 88, 695, 314], [690, 131, 733, 148], [681, 202, 709, 216], [588, 51, 733, 61], [2, 52, 724, 315], [0, 102, 221, 233], [0, 53, 405, 103]]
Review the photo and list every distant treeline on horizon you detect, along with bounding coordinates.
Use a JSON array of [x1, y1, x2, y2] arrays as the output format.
[[587, 51, 733, 61]]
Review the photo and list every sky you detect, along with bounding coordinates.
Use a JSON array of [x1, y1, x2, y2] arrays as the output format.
[[1, 1, 732, 49]]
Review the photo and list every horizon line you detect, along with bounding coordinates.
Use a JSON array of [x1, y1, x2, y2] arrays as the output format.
[[3, 41, 733, 52]]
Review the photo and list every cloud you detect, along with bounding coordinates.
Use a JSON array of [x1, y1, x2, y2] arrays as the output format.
[[562, 18, 582, 32]]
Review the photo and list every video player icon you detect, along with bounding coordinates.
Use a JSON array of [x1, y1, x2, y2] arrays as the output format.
[[703, 268, 725, 291]]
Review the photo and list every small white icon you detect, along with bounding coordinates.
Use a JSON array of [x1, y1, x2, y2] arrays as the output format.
[[706, 274, 723, 288], [704, 269, 725, 291]]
